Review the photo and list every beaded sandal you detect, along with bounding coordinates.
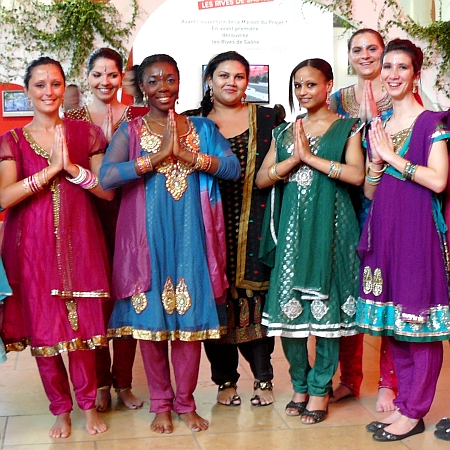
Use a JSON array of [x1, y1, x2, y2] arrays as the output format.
[[251, 380, 274, 407], [217, 381, 241, 406]]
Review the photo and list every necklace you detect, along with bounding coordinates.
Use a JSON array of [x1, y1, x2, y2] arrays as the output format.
[[146, 115, 168, 127]]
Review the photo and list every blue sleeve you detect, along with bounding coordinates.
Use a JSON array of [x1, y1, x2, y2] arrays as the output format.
[[99, 122, 140, 190]]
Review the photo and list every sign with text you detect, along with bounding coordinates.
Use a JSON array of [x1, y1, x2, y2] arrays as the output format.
[[198, 0, 273, 10]]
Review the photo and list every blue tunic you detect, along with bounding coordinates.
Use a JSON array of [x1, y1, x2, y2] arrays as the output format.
[[101, 117, 240, 341]]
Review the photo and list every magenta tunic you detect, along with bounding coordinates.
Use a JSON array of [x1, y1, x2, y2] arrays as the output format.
[[0, 119, 110, 356]]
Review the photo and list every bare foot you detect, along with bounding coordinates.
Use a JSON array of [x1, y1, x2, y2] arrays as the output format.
[[96, 388, 111, 412], [83, 408, 108, 435], [217, 386, 241, 406], [151, 411, 173, 434], [382, 414, 419, 435], [376, 387, 396, 412], [117, 389, 144, 409], [286, 392, 308, 416], [179, 411, 209, 432], [49, 412, 71, 438], [330, 384, 355, 403], [301, 395, 329, 424]]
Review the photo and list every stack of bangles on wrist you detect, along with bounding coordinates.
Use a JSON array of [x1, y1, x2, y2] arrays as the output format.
[[403, 161, 418, 181], [267, 163, 286, 181], [365, 162, 387, 185], [22, 167, 49, 194], [136, 155, 153, 175], [66, 164, 99, 189], [192, 152, 212, 172], [328, 161, 342, 179]]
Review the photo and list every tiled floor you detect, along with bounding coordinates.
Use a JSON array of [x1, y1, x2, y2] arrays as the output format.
[[1, 335, 449, 449]]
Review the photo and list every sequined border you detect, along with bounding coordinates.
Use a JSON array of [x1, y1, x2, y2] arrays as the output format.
[[107, 326, 220, 342], [6, 335, 108, 357]]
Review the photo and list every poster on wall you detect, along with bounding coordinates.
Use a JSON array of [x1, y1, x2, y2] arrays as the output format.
[[132, 0, 333, 120]]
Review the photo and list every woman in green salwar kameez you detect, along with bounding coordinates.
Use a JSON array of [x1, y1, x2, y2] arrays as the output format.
[[256, 58, 364, 424]]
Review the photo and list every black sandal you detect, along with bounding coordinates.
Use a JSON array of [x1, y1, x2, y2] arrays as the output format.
[[250, 380, 274, 406], [285, 400, 307, 416], [301, 406, 328, 424], [217, 381, 241, 406]]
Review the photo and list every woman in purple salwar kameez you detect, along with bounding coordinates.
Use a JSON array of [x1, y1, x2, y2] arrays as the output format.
[[357, 39, 450, 442]]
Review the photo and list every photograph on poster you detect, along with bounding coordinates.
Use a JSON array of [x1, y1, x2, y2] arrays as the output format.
[[202, 64, 269, 103], [2, 90, 34, 117]]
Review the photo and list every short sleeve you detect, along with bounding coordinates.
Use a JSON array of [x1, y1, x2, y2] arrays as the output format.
[[0, 131, 18, 161]]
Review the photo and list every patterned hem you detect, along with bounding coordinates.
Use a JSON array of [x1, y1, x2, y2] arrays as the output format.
[[217, 324, 266, 344], [6, 335, 108, 357], [107, 326, 221, 342], [265, 328, 358, 338], [262, 317, 357, 338], [356, 298, 450, 342]]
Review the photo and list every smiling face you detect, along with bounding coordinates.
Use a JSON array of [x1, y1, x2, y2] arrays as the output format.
[[87, 57, 122, 103], [24, 63, 65, 115], [293, 65, 332, 112], [208, 60, 248, 107], [381, 50, 418, 100], [140, 62, 179, 113], [348, 32, 384, 79]]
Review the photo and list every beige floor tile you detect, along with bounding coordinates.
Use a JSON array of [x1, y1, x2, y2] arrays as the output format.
[[3, 444, 95, 450], [96, 435, 200, 450], [196, 426, 408, 450]]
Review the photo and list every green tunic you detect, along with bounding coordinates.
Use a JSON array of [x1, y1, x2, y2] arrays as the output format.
[[259, 119, 360, 338]]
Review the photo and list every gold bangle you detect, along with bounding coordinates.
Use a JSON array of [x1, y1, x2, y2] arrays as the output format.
[[368, 162, 387, 174]]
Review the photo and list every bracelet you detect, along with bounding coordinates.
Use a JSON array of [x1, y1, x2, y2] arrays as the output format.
[[67, 164, 87, 184], [403, 161, 418, 181], [268, 163, 286, 181], [193, 152, 212, 172], [66, 164, 98, 189], [22, 172, 45, 195], [368, 162, 387, 174], [328, 161, 342, 179], [365, 173, 382, 186], [136, 155, 153, 175]]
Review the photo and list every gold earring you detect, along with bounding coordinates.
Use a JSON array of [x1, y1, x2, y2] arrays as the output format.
[[412, 83, 418, 94], [143, 93, 148, 105], [209, 87, 214, 104]]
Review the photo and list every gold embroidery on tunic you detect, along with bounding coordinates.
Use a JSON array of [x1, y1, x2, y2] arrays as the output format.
[[162, 277, 176, 314], [340, 86, 392, 117], [65, 106, 131, 131], [131, 293, 148, 314], [140, 117, 200, 200], [65, 300, 79, 331], [161, 277, 192, 315], [175, 278, 192, 315], [51, 290, 109, 298], [363, 266, 373, 294], [373, 268, 383, 296]]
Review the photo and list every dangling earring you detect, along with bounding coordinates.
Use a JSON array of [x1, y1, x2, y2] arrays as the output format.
[[241, 93, 247, 105], [209, 87, 214, 104], [381, 83, 385, 92], [412, 83, 418, 94], [143, 93, 148, 106], [326, 92, 330, 108]]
